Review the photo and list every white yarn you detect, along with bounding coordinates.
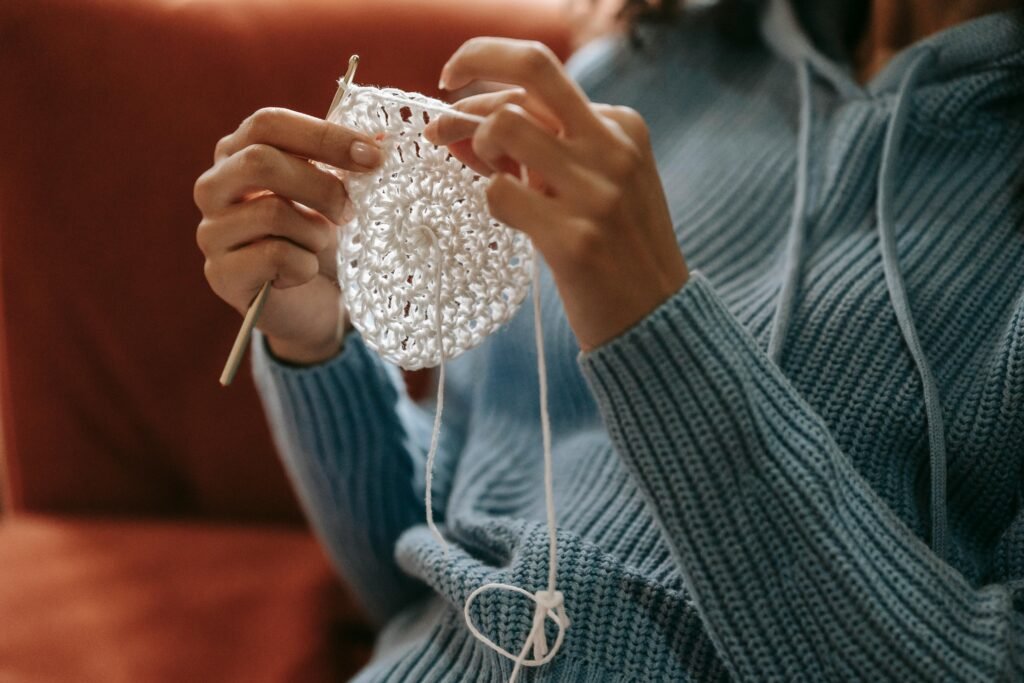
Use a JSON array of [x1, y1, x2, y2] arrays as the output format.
[[461, 249, 569, 683], [329, 84, 568, 681], [327, 84, 534, 371]]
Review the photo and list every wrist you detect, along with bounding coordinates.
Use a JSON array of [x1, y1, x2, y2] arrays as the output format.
[[265, 317, 351, 366]]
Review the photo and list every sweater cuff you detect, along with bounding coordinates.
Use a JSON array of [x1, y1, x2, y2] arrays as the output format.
[[579, 270, 747, 417], [254, 326, 402, 397], [252, 328, 408, 465]]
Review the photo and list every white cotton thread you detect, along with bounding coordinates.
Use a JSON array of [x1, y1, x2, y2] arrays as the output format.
[[419, 225, 448, 552], [359, 88, 486, 126], [327, 84, 533, 370], [330, 85, 567, 681], [461, 248, 569, 683]]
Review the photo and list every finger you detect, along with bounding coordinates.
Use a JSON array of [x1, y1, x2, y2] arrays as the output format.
[[447, 139, 502, 178], [593, 104, 652, 147], [196, 194, 334, 258], [439, 38, 598, 136], [195, 143, 348, 222], [214, 107, 382, 171], [473, 104, 599, 198], [204, 236, 321, 313], [485, 172, 569, 250], [423, 87, 559, 145]]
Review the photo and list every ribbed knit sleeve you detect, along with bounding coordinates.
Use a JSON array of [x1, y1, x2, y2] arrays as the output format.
[[579, 272, 1024, 680], [251, 331, 431, 624]]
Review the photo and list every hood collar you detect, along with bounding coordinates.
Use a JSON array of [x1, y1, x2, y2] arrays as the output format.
[[761, 0, 1024, 97]]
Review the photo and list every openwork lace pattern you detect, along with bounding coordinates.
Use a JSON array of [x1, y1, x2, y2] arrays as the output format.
[[326, 85, 533, 370]]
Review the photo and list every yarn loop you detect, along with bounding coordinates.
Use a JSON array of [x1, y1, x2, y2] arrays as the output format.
[[464, 584, 570, 682]]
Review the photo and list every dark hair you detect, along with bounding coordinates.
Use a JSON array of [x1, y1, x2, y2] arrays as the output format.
[[619, 0, 1024, 45], [618, 0, 681, 24], [618, 0, 765, 45]]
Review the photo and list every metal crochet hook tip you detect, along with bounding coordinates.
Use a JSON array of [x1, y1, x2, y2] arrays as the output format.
[[218, 54, 360, 387], [328, 55, 360, 117]]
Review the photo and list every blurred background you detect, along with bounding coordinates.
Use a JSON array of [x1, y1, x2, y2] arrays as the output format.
[[0, 0, 605, 679]]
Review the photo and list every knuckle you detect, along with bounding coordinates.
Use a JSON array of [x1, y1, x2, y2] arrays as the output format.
[[214, 135, 232, 161], [277, 249, 318, 288], [567, 221, 604, 263], [521, 41, 557, 73], [613, 105, 642, 124], [589, 185, 621, 218], [471, 129, 493, 163], [485, 175, 512, 212], [461, 36, 486, 55], [501, 88, 529, 108], [203, 258, 228, 297], [195, 217, 214, 253], [244, 107, 283, 142], [258, 195, 291, 226], [192, 170, 213, 210], [605, 146, 642, 180], [238, 143, 276, 178], [309, 225, 332, 253], [493, 105, 524, 138], [323, 181, 348, 224], [614, 105, 650, 142], [262, 238, 291, 268]]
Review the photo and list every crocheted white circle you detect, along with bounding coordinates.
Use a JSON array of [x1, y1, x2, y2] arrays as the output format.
[[326, 85, 533, 370]]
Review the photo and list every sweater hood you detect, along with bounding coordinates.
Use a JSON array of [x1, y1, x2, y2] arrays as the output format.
[[762, 0, 1024, 126], [758, 0, 1023, 560]]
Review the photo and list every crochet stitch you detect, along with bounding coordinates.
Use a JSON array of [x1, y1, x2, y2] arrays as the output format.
[[326, 85, 533, 371]]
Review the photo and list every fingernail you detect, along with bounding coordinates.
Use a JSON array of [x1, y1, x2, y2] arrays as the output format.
[[422, 121, 438, 142], [437, 70, 447, 90], [350, 141, 381, 168]]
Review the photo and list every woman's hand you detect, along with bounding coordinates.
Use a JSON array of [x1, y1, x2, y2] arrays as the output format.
[[425, 38, 688, 352], [194, 108, 382, 364]]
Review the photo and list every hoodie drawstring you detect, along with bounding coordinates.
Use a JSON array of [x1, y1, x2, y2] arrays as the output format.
[[768, 59, 813, 364], [772, 47, 949, 560], [876, 47, 948, 560]]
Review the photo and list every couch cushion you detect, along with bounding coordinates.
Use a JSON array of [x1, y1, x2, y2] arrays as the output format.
[[0, 515, 374, 682], [0, 0, 570, 518]]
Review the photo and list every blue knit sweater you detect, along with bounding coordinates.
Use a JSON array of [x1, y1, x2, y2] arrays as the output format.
[[253, 2, 1024, 680]]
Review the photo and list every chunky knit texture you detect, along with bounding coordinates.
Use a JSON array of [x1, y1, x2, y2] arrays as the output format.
[[253, 3, 1024, 680]]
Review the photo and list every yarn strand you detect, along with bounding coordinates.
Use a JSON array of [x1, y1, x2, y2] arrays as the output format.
[[420, 226, 448, 552], [534, 250, 558, 593], [461, 249, 569, 683], [418, 222, 568, 682], [378, 109, 566, 680]]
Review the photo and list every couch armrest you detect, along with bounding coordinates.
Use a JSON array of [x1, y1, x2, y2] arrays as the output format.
[[0, 515, 375, 682]]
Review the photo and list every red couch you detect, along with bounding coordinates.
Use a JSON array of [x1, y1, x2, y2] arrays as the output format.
[[0, 0, 570, 679]]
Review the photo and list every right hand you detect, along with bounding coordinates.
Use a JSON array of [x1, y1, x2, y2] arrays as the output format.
[[194, 107, 382, 364]]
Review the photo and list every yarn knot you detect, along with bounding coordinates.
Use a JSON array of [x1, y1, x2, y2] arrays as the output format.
[[525, 590, 569, 660], [463, 583, 570, 683]]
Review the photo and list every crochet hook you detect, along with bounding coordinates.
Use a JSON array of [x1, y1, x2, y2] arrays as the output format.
[[219, 54, 360, 387]]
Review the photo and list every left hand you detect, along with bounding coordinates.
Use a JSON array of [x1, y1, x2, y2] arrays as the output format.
[[425, 38, 688, 352]]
